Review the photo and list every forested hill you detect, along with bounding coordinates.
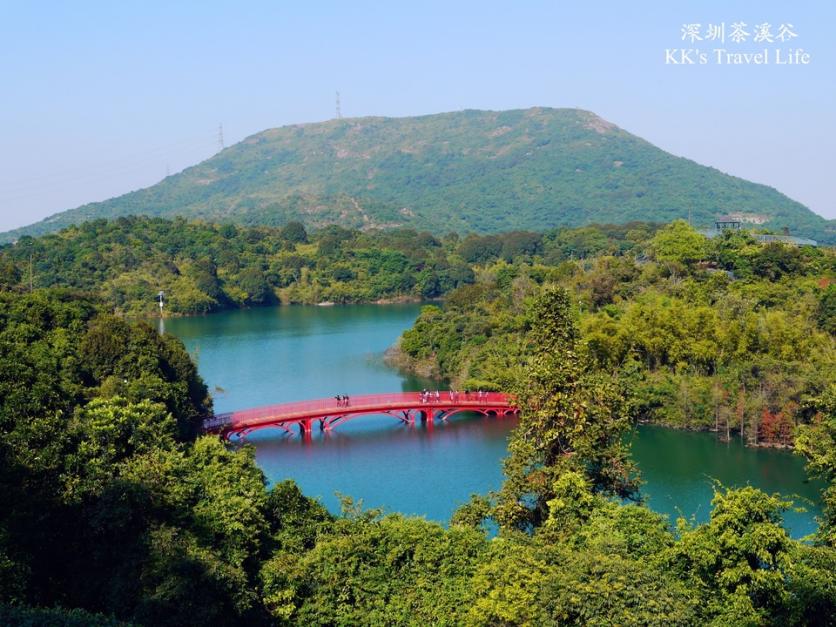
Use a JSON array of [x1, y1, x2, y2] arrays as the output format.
[[4, 107, 834, 244], [1, 224, 835, 624]]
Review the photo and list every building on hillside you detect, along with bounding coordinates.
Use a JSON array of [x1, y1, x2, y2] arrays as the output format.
[[755, 234, 818, 247], [700, 213, 818, 247], [714, 216, 742, 231]]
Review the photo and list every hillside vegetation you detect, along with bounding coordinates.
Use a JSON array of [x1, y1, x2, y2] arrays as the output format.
[[1, 286, 835, 624], [4, 108, 833, 243], [0, 217, 477, 315], [3, 216, 834, 451], [394, 220, 835, 449], [0, 216, 660, 316]]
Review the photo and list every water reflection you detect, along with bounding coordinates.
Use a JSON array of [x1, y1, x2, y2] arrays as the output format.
[[251, 412, 519, 520], [165, 305, 823, 537]]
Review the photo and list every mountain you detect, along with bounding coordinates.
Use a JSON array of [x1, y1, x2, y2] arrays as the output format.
[[3, 108, 834, 243]]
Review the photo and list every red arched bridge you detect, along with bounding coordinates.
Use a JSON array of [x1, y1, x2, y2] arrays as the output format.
[[203, 391, 518, 441]]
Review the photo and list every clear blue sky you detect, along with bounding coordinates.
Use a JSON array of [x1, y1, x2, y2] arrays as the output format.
[[1, 0, 834, 231]]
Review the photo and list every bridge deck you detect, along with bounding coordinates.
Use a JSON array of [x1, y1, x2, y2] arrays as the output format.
[[204, 391, 517, 438]]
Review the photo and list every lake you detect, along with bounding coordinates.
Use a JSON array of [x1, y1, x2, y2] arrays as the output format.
[[164, 304, 823, 538]]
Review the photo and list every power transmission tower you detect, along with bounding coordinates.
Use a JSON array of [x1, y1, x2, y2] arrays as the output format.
[[335, 91, 342, 119], [218, 123, 225, 151]]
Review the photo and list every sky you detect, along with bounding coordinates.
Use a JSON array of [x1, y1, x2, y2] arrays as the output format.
[[0, 0, 834, 232]]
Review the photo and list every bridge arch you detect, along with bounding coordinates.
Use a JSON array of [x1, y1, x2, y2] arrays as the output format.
[[204, 392, 518, 442]]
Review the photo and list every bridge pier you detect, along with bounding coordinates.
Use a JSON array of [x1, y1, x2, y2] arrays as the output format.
[[299, 419, 313, 443]]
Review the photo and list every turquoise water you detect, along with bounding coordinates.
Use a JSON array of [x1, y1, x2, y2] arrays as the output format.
[[164, 304, 823, 537], [631, 425, 823, 537]]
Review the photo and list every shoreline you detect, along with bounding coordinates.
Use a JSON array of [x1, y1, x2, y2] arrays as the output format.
[[382, 342, 440, 380], [131, 295, 439, 320], [389, 347, 801, 452]]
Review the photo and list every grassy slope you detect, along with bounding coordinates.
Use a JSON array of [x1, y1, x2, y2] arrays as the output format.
[[4, 107, 833, 243]]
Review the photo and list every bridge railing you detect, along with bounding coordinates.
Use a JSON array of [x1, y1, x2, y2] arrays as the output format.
[[206, 391, 514, 430]]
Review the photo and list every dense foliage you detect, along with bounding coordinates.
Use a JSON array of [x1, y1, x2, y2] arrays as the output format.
[[4, 216, 833, 448], [2, 287, 835, 625], [495, 287, 639, 531], [4, 107, 833, 244], [1, 221, 835, 624], [0, 217, 477, 315], [0, 217, 660, 317], [397, 221, 835, 448], [796, 387, 836, 546]]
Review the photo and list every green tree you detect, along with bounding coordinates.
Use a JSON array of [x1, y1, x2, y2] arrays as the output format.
[[237, 267, 274, 305], [650, 219, 708, 268], [280, 222, 308, 244], [751, 242, 803, 281], [290, 514, 487, 625], [667, 486, 795, 624], [0, 258, 20, 290], [818, 284, 836, 335], [796, 385, 836, 546], [63, 397, 176, 501], [495, 287, 638, 530]]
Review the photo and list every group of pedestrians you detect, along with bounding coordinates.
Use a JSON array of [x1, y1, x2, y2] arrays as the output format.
[[333, 390, 492, 407], [420, 389, 440, 403], [419, 389, 490, 403], [465, 389, 489, 402]]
